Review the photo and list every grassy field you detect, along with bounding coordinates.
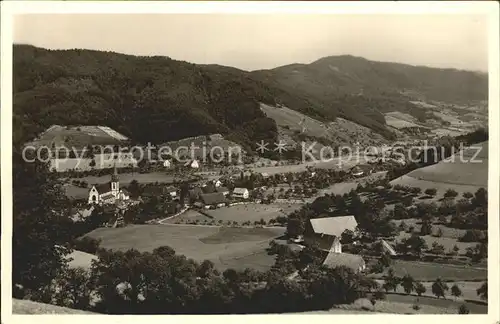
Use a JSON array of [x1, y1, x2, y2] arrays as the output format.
[[333, 298, 469, 314], [384, 114, 422, 129], [310, 171, 388, 198], [390, 141, 487, 196], [66, 250, 98, 270], [204, 203, 300, 223], [372, 260, 487, 282], [86, 224, 284, 271], [390, 175, 484, 198], [392, 218, 467, 240], [64, 184, 89, 199], [393, 231, 475, 254], [12, 299, 97, 314], [74, 172, 190, 185], [166, 209, 212, 224], [336, 293, 487, 314]]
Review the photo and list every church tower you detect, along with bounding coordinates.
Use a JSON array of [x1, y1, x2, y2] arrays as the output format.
[[111, 164, 119, 196]]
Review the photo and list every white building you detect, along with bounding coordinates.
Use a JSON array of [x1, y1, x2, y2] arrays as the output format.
[[88, 167, 130, 205], [184, 159, 199, 169], [163, 160, 171, 168], [232, 187, 249, 199]]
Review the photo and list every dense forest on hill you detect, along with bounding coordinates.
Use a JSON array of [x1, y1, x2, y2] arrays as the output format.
[[13, 45, 285, 150], [13, 45, 488, 149], [254, 55, 487, 105]]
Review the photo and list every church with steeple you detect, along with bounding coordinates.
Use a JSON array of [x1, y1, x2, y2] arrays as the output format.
[[88, 165, 130, 205]]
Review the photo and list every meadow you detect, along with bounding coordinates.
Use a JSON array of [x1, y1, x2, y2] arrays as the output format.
[[204, 203, 301, 223], [371, 260, 487, 282], [85, 224, 284, 271]]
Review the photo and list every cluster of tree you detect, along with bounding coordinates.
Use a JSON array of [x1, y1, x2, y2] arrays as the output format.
[[377, 269, 487, 305], [13, 45, 284, 151], [390, 188, 487, 230], [71, 179, 89, 188], [16, 242, 378, 314], [455, 128, 488, 146]]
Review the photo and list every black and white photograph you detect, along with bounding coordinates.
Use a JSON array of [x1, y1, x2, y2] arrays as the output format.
[[1, 1, 499, 319]]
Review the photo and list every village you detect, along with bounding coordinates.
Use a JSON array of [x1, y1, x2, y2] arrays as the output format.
[[9, 10, 493, 315], [21, 121, 484, 315]]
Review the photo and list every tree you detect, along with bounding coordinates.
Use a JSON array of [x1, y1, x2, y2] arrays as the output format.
[[414, 281, 426, 296], [462, 192, 473, 199], [451, 284, 462, 300], [370, 289, 385, 308], [379, 253, 393, 268], [420, 220, 432, 236], [53, 267, 95, 310], [424, 188, 437, 196], [13, 149, 73, 295], [398, 221, 408, 232], [383, 269, 400, 293], [476, 282, 487, 300], [401, 274, 415, 295], [402, 234, 428, 257], [472, 188, 487, 207], [341, 229, 355, 244], [287, 217, 305, 238], [458, 304, 470, 314], [431, 278, 448, 299], [128, 180, 141, 199], [434, 228, 443, 238], [444, 189, 458, 199], [430, 242, 445, 255]]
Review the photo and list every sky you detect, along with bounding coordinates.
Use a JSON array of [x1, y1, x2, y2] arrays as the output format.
[[13, 14, 489, 72]]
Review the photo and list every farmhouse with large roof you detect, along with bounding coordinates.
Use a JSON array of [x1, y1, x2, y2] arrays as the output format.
[[304, 216, 358, 253]]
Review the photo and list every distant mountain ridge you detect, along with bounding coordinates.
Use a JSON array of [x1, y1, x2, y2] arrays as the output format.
[[13, 45, 488, 150]]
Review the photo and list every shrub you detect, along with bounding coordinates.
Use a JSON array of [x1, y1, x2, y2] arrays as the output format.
[[462, 192, 473, 199], [398, 221, 408, 232], [444, 189, 458, 199], [459, 229, 486, 242], [433, 228, 443, 237], [424, 188, 437, 196], [458, 305, 470, 314], [420, 221, 432, 236], [72, 236, 101, 254]]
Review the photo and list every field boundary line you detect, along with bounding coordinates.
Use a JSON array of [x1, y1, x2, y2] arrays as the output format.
[[155, 206, 190, 225]]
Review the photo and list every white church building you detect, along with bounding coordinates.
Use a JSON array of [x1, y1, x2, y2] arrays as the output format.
[[88, 167, 130, 205]]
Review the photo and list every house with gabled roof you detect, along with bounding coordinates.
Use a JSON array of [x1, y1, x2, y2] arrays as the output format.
[[200, 192, 227, 209], [304, 216, 358, 253], [232, 187, 249, 199]]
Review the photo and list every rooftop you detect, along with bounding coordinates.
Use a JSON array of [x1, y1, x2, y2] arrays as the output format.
[[200, 192, 227, 205], [322, 252, 365, 272], [309, 216, 358, 237]]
